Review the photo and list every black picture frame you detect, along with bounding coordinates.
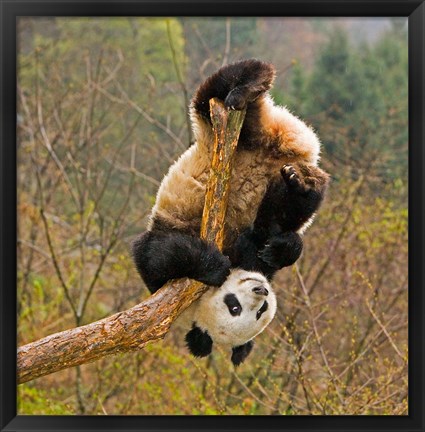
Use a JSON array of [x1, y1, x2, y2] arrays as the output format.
[[1, 1, 424, 431]]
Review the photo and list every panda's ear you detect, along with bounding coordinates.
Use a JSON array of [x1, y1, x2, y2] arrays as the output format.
[[231, 340, 254, 366], [185, 324, 213, 358]]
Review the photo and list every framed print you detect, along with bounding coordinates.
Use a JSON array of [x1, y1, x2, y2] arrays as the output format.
[[1, 1, 424, 431]]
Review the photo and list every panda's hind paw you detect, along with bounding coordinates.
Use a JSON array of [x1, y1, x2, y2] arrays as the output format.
[[224, 60, 275, 110], [224, 87, 250, 111]]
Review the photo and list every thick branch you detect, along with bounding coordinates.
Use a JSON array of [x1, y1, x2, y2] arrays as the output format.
[[201, 98, 246, 248], [17, 99, 246, 384]]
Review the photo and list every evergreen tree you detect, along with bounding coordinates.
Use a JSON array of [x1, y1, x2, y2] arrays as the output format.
[[286, 25, 408, 181]]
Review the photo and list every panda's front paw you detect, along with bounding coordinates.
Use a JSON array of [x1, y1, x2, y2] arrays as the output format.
[[197, 251, 231, 287], [281, 165, 309, 194], [258, 233, 303, 269]]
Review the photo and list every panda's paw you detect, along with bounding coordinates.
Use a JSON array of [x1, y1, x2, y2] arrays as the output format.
[[281, 165, 309, 194], [258, 233, 303, 269], [258, 241, 284, 269], [224, 87, 248, 111], [224, 60, 275, 110], [231, 340, 254, 366], [197, 252, 231, 287]]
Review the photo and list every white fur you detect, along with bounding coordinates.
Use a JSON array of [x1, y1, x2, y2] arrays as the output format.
[[297, 213, 317, 235], [263, 96, 321, 166]]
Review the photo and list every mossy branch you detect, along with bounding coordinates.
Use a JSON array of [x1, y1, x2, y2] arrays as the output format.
[[17, 99, 246, 384]]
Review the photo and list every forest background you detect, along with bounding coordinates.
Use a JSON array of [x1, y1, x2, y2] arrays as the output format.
[[17, 17, 408, 415]]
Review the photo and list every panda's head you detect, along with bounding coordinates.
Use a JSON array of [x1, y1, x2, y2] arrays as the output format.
[[184, 269, 277, 366]]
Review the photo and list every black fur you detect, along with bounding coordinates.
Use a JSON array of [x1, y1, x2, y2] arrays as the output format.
[[132, 230, 230, 294], [185, 324, 213, 357], [224, 293, 243, 316], [256, 301, 268, 320], [226, 229, 303, 280], [258, 234, 303, 269], [192, 59, 275, 150], [231, 340, 254, 366], [254, 164, 326, 234]]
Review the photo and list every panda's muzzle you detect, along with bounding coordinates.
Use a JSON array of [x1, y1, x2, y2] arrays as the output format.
[[252, 286, 269, 296]]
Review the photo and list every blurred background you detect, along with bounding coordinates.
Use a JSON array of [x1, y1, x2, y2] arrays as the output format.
[[17, 17, 408, 415]]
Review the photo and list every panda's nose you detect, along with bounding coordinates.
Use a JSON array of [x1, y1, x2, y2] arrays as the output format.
[[252, 286, 269, 296]]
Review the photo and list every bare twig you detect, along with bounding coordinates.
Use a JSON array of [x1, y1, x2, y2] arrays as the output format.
[[33, 156, 78, 321], [166, 19, 192, 146], [366, 300, 406, 361], [295, 264, 345, 409], [221, 18, 231, 67]]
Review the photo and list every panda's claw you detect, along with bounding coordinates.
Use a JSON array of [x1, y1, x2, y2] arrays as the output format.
[[280, 165, 306, 192], [224, 88, 247, 111], [280, 164, 296, 178]]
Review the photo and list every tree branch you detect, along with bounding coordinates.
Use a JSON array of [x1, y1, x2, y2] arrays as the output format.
[[17, 98, 246, 384]]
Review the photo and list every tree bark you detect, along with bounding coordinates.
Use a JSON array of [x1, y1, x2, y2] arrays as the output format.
[[17, 99, 246, 384]]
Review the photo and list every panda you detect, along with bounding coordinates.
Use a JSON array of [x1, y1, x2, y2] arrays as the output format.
[[171, 269, 277, 366], [132, 59, 330, 364]]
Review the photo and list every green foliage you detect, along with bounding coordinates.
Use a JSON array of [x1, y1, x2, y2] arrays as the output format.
[[18, 385, 74, 415], [308, 29, 360, 119], [282, 62, 309, 113]]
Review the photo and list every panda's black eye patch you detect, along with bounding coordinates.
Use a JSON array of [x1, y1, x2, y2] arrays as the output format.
[[224, 293, 242, 316], [256, 301, 268, 320]]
